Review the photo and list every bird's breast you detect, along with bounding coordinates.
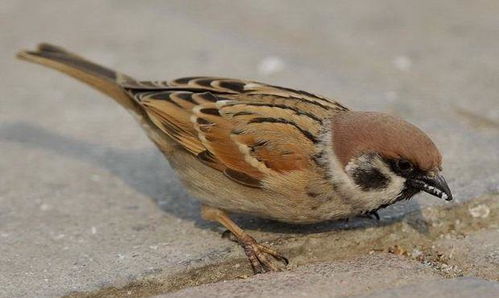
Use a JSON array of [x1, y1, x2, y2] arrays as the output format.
[[166, 148, 388, 224]]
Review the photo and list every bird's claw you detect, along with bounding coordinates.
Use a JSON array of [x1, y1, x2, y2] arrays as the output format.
[[242, 238, 288, 273], [361, 211, 380, 221], [368, 211, 380, 221], [223, 230, 288, 274]]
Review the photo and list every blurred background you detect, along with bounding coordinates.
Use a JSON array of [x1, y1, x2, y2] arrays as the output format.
[[1, 1, 498, 297]]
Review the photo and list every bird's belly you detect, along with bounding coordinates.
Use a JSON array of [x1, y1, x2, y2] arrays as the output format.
[[166, 149, 357, 224]]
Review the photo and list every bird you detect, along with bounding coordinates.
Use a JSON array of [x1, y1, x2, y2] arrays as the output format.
[[17, 43, 453, 274]]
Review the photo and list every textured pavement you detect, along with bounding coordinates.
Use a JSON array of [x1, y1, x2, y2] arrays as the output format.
[[1, 1, 498, 297]]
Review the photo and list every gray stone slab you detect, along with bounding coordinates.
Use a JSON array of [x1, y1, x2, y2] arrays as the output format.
[[433, 228, 499, 280], [1, 0, 498, 297], [160, 254, 441, 298], [360, 277, 499, 298]]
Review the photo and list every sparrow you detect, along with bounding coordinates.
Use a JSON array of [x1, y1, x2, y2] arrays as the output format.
[[17, 44, 452, 273]]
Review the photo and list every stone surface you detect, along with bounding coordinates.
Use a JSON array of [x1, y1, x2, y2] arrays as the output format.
[[361, 278, 499, 298], [432, 229, 499, 280], [1, 0, 498, 297], [161, 254, 441, 298]]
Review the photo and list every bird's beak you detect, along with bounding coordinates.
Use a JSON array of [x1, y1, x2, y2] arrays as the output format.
[[408, 174, 453, 201]]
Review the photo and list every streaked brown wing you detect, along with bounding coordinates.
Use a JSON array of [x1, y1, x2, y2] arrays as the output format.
[[133, 90, 216, 155], [124, 77, 348, 187], [126, 77, 347, 107]]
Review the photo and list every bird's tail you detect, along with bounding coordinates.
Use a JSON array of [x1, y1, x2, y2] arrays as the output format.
[[17, 43, 139, 111]]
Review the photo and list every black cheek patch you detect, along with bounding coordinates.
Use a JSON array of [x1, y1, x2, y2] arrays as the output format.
[[352, 167, 390, 191]]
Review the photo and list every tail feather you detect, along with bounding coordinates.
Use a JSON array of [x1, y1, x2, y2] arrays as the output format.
[[17, 43, 177, 153], [17, 43, 138, 111]]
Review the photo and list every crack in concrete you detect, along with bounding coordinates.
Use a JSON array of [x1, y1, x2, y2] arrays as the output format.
[[64, 194, 498, 298]]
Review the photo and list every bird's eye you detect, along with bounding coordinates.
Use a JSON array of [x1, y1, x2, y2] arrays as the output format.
[[396, 159, 413, 174]]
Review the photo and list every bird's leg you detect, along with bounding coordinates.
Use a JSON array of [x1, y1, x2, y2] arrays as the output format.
[[201, 205, 288, 274]]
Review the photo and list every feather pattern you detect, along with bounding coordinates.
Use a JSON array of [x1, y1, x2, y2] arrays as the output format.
[[125, 77, 348, 187]]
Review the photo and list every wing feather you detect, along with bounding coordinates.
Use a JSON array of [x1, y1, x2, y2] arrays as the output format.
[[124, 76, 347, 187]]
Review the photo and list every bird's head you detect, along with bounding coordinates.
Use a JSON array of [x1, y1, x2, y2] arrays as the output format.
[[330, 111, 452, 210]]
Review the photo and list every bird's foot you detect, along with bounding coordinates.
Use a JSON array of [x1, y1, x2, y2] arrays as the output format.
[[368, 210, 380, 220], [222, 230, 288, 274], [360, 210, 380, 221]]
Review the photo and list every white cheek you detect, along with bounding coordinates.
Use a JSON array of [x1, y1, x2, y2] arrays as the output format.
[[317, 127, 406, 211], [363, 158, 406, 198], [333, 152, 405, 207], [376, 170, 406, 198]]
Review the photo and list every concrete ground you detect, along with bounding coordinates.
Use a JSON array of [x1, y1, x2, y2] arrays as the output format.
[[1, 1, 498, 297]]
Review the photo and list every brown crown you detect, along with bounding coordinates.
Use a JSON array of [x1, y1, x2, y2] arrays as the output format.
[[331, 111, 442, 171]]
